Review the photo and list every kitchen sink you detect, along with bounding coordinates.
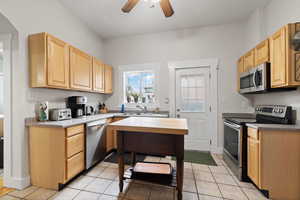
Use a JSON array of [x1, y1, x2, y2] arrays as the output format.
[[117, 112, 169, 118]]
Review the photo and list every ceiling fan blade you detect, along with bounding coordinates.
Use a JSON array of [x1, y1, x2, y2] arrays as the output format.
[[122, 0, 140, 13], [160, 0, 174, 17]]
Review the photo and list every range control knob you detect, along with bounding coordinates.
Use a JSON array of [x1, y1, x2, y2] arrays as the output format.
[[279, 109, 284, 113]]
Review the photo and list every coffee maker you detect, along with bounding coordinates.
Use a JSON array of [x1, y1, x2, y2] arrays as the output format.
[[67, 96, 87, 118]]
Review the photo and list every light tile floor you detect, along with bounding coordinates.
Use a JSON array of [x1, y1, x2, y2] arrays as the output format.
[[0, 154, 269, 200]]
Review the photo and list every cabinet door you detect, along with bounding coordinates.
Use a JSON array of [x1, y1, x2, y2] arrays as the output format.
[[270, 28, 287, 87], [248, 137, 260, 186], [66, 152, 84, 180], [244, 49, 255, 71], [112, 117, 125, 149], [106, 128, 114, 152], [255, 39, 270, 66], [104, 65, 113, 94], [237, 57, 244, 92], [92, 58, 105, 93], [70, 47, 93, 91], [47, 35, 69, 88]]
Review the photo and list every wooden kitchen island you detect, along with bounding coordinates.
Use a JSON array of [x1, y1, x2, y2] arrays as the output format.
[[107, 117, 188, 200]]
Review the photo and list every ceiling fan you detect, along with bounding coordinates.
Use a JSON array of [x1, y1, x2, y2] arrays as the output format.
[[122, 0, 174, 18]]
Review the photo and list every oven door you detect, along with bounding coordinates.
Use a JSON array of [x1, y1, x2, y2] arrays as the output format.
[[223, 121, 243, 167]]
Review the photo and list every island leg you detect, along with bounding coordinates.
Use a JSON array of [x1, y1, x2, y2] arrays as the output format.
[[117, 131, 124, 192], [131, 152, 136, 167], [176, 135, 184, 200]]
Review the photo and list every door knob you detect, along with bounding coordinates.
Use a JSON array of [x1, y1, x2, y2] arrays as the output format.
[[177, 114, 180, 118], [177, 108, 180, 112]]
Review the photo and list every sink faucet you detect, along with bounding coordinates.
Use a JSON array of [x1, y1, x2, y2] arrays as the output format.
[[136, 105, 147, 113]]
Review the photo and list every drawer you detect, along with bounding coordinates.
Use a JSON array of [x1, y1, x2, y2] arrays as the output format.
[[67, 133, 84, 158], [248, 127, 259, 140], [67, 152, 84, 180], [67, 125, 84, 137]]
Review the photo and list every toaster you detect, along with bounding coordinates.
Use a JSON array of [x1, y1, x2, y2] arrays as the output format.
[[49, 108, 72, 121]]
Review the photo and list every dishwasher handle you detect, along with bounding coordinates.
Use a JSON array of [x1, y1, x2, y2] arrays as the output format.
[[86, 119, 107, 128]]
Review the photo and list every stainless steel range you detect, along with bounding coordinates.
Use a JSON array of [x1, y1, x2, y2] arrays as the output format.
[[223, 105, 293, 181]]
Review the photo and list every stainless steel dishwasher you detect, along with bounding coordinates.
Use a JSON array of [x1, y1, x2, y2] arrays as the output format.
[[86, 119, 107, 169]]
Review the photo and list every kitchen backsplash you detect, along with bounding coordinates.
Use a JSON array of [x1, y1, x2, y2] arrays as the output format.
[[27, 88, 108, 116]]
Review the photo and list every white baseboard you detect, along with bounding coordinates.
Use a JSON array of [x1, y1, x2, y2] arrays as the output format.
[[210, 146, 223, 154], [4, 175, 30, 190]]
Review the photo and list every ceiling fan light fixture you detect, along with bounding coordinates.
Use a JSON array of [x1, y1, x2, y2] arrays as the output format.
[[122, 0, 174, 17], [143, 0, 161, 8], [143, 0, 161, 4]]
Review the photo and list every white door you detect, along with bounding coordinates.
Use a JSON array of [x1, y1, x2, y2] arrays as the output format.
[[0, 41, 3, 114], [175, 67, 212, 151]]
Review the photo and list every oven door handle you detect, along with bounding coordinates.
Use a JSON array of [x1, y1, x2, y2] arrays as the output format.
[[224, 121, 241, 130]]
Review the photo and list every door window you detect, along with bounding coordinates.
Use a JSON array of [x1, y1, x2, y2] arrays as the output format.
[[180, 74, 206, 112]]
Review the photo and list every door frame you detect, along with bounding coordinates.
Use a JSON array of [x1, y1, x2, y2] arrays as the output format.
[[168, 59, 219, 152], [0, 34, 12, 185]]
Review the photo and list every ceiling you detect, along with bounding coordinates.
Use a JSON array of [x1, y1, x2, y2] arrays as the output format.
[[59, 0, 270, 39]]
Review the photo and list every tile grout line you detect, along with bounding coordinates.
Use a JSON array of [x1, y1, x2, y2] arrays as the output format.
[[70, 188, 83, 200], [220, 158, 251, 200], [210, 158, 225, 200], [190, 162, 201, 200]]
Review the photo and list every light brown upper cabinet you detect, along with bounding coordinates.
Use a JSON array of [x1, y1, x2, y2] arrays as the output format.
[[29, 32, 113, 94], [104, 65, 113, 94], [29, 33, 69, 89], [270, 27, 286, 87], [237, 56, 244, 92], [255, 39, 270, 66], [270, 23, 300, 88], [244, 49, 255, 72], [92, 58, 105, 93], [237, 22, 300, 91], [70, 46, 93, 91]]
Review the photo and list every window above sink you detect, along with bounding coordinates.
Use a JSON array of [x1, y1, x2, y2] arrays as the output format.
[[119, 63, 160, 109]]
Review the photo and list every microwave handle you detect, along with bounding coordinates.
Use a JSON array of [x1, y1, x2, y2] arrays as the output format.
[[253, 70, 257, 88]]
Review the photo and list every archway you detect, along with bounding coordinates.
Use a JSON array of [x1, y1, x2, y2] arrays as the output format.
[[0, 12, 18, 191]]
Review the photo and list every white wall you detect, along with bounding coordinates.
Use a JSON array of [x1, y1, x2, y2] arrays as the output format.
[[0, 53, 3, 114], [0, 0, 105, 189], [244, 0, 300, 119], [0, 73, 2, 114], [103, 23, 254, 152], [243, 8, 264, 52]]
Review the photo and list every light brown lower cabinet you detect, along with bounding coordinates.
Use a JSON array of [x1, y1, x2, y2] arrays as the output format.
[[106, 117, 126, 152], [247, 127, 300, 200], [29, 124, 85, 190], [66, 152, 84, 180], [247, 137, 260, 187]]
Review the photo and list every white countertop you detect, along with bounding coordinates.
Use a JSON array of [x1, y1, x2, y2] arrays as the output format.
[[25, 112, 169, 128], [246, 123, 300, 131], [26, 113, 117, 128]]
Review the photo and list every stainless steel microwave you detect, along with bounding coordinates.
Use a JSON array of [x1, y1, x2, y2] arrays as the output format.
[[239, 63, 270, 94]]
